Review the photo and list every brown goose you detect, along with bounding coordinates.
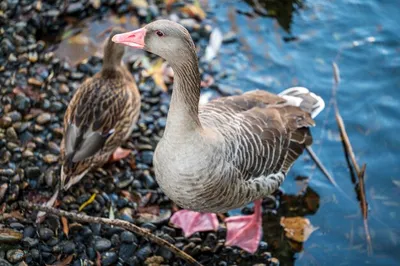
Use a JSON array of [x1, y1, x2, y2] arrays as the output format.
[[59, 28, 141, 190], [113, 20, 324, 253]]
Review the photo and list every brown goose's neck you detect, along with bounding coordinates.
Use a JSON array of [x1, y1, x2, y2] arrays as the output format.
[[164, 50, 202, 139]]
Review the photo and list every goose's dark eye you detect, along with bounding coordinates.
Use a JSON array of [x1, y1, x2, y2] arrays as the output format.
[[155, 30, 164, 37]]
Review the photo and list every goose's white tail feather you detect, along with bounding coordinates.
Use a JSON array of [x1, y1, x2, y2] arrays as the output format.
[[279, 86, 325, 118]]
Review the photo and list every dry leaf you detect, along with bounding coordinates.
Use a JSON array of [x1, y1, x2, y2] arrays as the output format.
[[46, 255, 74, 266], [61, 216, 69, 237], [280, 216, 318, 243], [180, 0, 206, 20], [143, 59, 168, 92], [96, 251, 102, 266], [121, 190, 141, 203], [79, 193, 97, 211]]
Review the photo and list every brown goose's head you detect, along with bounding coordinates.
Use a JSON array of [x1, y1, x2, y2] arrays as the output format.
[[112, 20, 196, 64], [103, 27, 126, 68]]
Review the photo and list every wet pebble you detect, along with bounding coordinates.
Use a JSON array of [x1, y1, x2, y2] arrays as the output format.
[[36, 112, 51, 124], [25, 166, 41, 179], [9, 222, 24, 230], [66, 2, 84, 14], [119, 243, 137, 262], [101, 251, 118, 266], [120, 231, 137, 243], [0, 258, 12, 266], [39, 228, 54, 241], [6, 249, 24, 263], [136, 245, 152, 261], [62, 241, 76, 254], [22, 237, 39, 248], [94, 238, 111, 252], [0, 168, 15, 177], [140, 151, 153, 165], [14, 95, 31, 112], [0, 228, 23, 243], [43, 154, 58, 164]]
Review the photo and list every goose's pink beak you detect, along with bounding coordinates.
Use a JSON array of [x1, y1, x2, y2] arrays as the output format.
[[112, 28, 147, 49]]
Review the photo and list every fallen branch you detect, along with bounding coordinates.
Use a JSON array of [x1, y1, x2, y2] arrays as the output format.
[[306, 146, 338, 187], [19, 202, 203, 266]]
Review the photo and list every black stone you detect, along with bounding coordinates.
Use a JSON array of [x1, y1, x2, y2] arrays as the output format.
[[25, 166, 41, 179], [22, 237, 39, 248], [120, 231, 137, 243], [101, 252, 118, 266], [94, 238, 111, 252], [39, 228, 54, 241]]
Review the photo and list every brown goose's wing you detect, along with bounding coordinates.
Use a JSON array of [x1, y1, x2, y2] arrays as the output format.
[[61, 76, 137, 169], [200, 89, 315, 179]]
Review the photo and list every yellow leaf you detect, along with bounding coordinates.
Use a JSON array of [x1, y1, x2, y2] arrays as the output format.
[[90, 0, 100, 9], [79, 193, 97, 211], [280, 216, 318, 243], [180, 1, 206, 20], [144, 59, 168, 92], [131, 0, 148, 8]]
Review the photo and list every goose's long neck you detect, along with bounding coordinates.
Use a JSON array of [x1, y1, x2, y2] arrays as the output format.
[[164, 50, 202, 139]]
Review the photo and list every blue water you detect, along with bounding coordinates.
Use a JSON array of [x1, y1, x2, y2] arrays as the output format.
[[208, 0, 400, 265]]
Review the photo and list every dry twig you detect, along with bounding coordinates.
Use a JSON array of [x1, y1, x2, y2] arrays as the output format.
[[306, 146, 338, 187], [333, 62, 372, 255], [335, 112, 361, 174], [20, 202, 203, 266]]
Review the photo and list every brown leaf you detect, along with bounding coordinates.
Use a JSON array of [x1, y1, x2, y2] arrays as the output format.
[[96, 251, 102, 266], [120, 190, 141, 203], [61, 216, 69, 237], [46, 255, 74, 266], [165, 0, 177, 11], [280, 216, 318, 243], [180, 1, 206, 20]]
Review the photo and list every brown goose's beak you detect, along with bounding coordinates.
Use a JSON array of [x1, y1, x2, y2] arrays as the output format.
[[112, 28, 147, 49]]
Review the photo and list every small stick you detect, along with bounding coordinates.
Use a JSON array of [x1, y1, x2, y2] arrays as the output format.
[[306, 146, 338, 187], [358, 164, 373, 255], [335, 111, 361, 174], [20, 202, 203, 266]]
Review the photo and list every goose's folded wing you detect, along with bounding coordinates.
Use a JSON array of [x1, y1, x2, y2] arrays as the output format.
[[62, 79, 130, 165], [200, 90, 315, 179]]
